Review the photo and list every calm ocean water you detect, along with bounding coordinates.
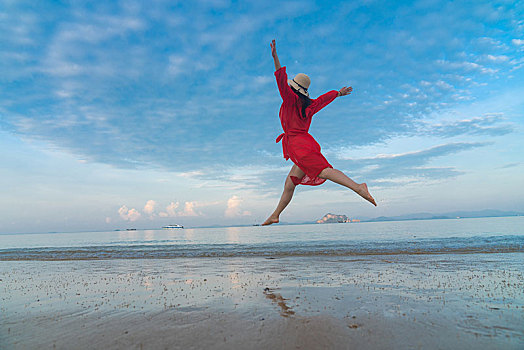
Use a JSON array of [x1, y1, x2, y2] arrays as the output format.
[[1, 217, 523, 260]]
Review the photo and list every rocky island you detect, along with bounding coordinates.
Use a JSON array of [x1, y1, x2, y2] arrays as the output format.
[[316, 213, 359, 223]]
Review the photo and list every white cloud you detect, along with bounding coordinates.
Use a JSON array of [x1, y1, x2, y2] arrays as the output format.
[[225, 195, 250, 217], [118, 205, 142, 221], [127, 209, 141, 222], [158, 201, 201, 217], [435, 59, 482, 72], [484, 54, 509, 62], [179, 201, 199, 217], [178, 170, 205, 178], [167, 55, 187, 76], [118, 205, 128, 218], [435, 80, 454, 91], [476, 37, 504, 49], [144, 199, 157, 215], [254, 75, 272, 85], [163, 201, 179, 217]]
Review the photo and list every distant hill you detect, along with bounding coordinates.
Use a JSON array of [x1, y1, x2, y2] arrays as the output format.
[[364, 209, 523, 222]]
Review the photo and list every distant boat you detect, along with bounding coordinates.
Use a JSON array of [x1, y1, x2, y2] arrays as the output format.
[[126, 228, 137, 231], [163, 224, 184, 229]]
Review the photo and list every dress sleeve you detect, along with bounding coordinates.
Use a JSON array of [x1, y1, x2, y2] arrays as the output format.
[[306, 90, 338, 118], [274, 66, 295, 101]]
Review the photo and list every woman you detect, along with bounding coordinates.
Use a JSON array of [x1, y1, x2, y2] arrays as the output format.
[[262, 40, 376, 226]]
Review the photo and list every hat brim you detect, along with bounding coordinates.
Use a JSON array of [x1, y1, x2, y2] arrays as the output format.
[[288, 79, 309, 97]]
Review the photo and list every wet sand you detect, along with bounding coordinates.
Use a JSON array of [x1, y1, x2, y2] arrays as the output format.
[[1, 253, 523, 349]]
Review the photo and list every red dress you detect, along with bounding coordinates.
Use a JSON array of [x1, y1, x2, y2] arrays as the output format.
[[275, 66, 339, 186]]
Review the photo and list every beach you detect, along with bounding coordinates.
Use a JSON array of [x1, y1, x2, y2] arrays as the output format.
[[2, 217, 524, 349], [2, 1, 523, 348], [2, 252, 523, 349]]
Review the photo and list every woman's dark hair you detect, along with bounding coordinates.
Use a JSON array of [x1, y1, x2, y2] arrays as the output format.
[[291, 87, 311, 119]]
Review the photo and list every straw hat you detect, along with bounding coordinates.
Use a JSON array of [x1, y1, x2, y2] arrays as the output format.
[[288, 73, 310, 97]]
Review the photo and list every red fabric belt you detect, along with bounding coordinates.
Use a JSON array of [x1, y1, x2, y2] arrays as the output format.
[[276, 131, 304, 160]]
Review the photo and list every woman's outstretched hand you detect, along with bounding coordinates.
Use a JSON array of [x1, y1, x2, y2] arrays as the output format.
[[338, 86, 353, 97], [271, 39, 281, 70]]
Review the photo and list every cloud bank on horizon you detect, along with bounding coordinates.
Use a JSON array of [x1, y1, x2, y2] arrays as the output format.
[[1, 0, 523, 232]]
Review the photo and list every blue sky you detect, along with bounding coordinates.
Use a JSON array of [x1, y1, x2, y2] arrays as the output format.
[[1, 0, 523, 233]]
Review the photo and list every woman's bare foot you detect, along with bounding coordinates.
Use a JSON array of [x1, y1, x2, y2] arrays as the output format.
[[262, 215, 279, 226], [356, 183, 377, 206]]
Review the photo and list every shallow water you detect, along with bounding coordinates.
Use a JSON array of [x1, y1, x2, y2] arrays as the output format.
[[1, 217, 523, 260]]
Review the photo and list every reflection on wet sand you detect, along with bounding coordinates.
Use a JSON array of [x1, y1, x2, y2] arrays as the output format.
[[264, 287, 295, 317]]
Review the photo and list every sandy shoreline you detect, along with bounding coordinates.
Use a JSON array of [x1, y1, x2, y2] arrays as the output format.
[[2, 254, 523, 349]]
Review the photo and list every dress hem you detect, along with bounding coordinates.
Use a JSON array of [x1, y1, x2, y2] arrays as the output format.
[[290, 165, 332, 186]]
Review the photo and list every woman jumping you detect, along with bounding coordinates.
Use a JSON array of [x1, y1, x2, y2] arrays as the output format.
[[262, 40, 376, 226]]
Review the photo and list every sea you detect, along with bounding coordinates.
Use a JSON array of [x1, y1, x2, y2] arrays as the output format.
[[1, 216, 523, 260]]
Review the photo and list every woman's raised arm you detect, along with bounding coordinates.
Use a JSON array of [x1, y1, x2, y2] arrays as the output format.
[[270, 39, 281, 71]]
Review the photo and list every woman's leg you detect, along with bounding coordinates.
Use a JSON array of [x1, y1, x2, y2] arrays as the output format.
[[318, 168, 377, 206], [262, 164, 305, 226]]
